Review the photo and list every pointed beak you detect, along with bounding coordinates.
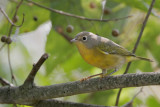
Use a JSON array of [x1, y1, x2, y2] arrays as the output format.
[[70, 38, 77, 42]]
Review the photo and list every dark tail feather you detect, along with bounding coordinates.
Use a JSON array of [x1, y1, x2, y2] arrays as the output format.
[[136, 56, 153, 62]]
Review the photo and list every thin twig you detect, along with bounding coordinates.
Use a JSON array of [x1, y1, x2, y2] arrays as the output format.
[[5, 0, 24, 87], [0, 8, 24, 27], [18, 13, 25, 27], [0, 43, 6, 52], [151, 10, 160, 18], [0, 8, 15, 26], [115, 0, 155, 106], [8, 0, 24, 37], [26, 0, 131, 22], [115, 88, 122, 106], [23, 53, 49, 86], [54, 26, 73, 43], [132, 87, 143, 100], [143, 1, 160, 18], [13, 0, 23, 19], [57, 32, 72, 43], [0, 76, 13, 86], [121, 87, 143, 107], [7, 45, 17, 85], [8, 25, 14, 37]]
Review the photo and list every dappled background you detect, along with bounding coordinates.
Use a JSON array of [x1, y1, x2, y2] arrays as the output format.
[[0, 0, 160, 107]]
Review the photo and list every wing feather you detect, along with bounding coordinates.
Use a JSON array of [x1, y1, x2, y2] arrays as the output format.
[[96, 37, 135, 56]]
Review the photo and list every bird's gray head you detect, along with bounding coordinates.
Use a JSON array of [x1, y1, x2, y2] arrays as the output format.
[[71, 31, 99, 48]]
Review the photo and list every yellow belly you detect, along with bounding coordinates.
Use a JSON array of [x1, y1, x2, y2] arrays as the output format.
[[76, 42, 126, 69]]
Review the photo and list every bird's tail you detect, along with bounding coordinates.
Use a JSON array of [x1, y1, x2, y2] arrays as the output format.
[[135, 56, 153, 62], [126, 56, 153, 62]]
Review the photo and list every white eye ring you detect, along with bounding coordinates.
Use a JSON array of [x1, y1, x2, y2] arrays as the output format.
[[82, 36, 87, 41]]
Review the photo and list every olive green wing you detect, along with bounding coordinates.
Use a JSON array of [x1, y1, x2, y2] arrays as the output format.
[[96, 39, 135, 56]]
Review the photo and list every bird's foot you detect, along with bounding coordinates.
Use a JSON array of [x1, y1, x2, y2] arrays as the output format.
[[100, 73, 109, 79], [80, 77, 88, 82]]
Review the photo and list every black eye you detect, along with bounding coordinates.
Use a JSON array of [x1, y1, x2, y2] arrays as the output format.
[[82, 36, 87, 41]]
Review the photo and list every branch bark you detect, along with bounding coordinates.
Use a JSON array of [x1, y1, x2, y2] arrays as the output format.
[[34, 99, 109, 107], [0, 72, 159, 105]]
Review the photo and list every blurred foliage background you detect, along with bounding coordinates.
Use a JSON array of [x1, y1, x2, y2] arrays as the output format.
[[0, 0, 160, 107]]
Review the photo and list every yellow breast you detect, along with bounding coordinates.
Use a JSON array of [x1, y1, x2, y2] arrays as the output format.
[[75, 42, 125, 69]]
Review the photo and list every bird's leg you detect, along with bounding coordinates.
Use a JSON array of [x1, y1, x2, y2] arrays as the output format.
[[100, 69, 107, 78], [108, 68, 118, 76], [80, 73, 103, 81], [80, 69, 109, 81], [87, 73, 103, 79]]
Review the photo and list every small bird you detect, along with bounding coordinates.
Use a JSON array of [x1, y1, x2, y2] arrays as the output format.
[[71, 31, 152, 80]]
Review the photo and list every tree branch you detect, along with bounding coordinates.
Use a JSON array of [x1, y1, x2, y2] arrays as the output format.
[[115, 0, 155, 106], [23, 53, 48, 86], [25, 0, 131, 22], [0, 53, 110, 107], [0, 7, 24, 27], [0, 72, 160, 105], [35, 99, 109, 107]]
